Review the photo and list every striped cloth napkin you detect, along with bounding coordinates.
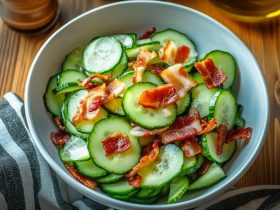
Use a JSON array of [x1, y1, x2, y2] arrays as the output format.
[[0, 92, 279, 210]]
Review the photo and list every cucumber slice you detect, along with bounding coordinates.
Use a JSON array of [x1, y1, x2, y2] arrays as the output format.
[[100, 180, 136, 196], [235, 114, 245, 128], [136, 38, 151, 45], [189, 163, 225, 190], [122, 82, 177, 129], [113, 33, 136, 48], [180, 155, 197, 176], [182, 154, 205, 175], [62, 47, 84, 71], [110, 190, 140, 200], [96, 174, 123, 184], [190, 84, 218, 118], [67, 90, 108, 133], [119, 70, 164, 89], [138, 144, 184, 188], [44, 75, 66, 116], [53, 83, 85, 94], [168, 176, 190, 204], [59, 136, 90, 162], [151, 28, 197, 65], [126, 41, 161, 59], [190, 72, 204, 84], [204, 50, 237, 89], [109, 51, 128, 79], [83, 37, 123, 73], [74, 159, 107, 178], [209, 90, 237, 129], [88, 117, 141, 174], [127, 196, 159, 204], [135, 188, 162, 199], [57, 70, 87, 86], [61, 101, 89, 140], [202, 132, 237, 164], [103, 98, 125, 116], [176, 92, 191, 116]]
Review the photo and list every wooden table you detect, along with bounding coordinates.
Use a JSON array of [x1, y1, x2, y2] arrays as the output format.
[[0, 0, 279, 188]]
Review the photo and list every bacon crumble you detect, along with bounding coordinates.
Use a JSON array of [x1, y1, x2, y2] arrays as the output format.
[[50, 130, 70, 146], [127, 174, 142, 187], [216, 124, 228, 155], [181, 137, 202, 157], [139, 27, 156, 39], [225, 127, 253, 143], [102, 132, 131, 156]]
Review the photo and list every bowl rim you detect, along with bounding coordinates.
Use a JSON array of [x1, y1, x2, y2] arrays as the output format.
[[24, 1, 270, 209]]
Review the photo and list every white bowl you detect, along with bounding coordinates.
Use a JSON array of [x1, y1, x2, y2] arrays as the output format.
[[25, 1, 269, 209]]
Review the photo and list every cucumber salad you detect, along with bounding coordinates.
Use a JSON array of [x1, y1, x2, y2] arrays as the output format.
[[44, 28, 253, 204]]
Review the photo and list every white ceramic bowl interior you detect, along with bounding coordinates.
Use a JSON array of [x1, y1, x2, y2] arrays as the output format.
[[25, 1, 269, 210]]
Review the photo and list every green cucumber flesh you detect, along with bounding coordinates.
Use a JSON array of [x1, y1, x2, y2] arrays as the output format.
[[122, 82, 177, 129], [189, 163, 225, 190], [96, 174, 123, 184], [100, 180, 136, 196], [202, 132, 237, 164], [88, 117, 141, 174], [190, 72, 204, 84], [138, 144, 184, 188], [168, 176, 190, 204], [151, 28, 197, 65], [136, 38, 151, 45], [126, 41, 161, 59], [74, 159, 107, 178], [83, 36, 123, 73], [183, 154, 205, 175], [57, 70, 87, 86], [113, 33, 136, 48], [135, 188, 162, 199], [235, 114, 246, 128], [53, 82, 85, 94], [59, 136, 90, 162], [180, 155, 197, 176], [176, 92, 191, 116], [44, 75, 66, 116], [103, 98, 125, 116], [204, 50, 237, 89], [62, 47, 84, 71]]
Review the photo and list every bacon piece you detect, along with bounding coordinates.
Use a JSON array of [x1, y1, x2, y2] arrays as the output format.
[[126, 139, 160, 178], [198, 160, 212, 176], [53, 116, 66, 131], [130, 126, 168, 137], [50, 130, 70, 146], [102, 132, 131, 156], [216, 124, 228, 155], [225, 127, 253, 143], [139, 27, 156, 39], [78, 74, 110, 89], [160, 64, 197, 98], [198, 119, 218, 135], [105, 79, 126, 101], [160, 40, 178, 65], [132, 48, 157, 83], [175, 45, 190, 64], [138, 84, 178, 108], [64, 164, 97, 189], [181, 137, 202, 157], [128, 174, 142, 187], [146, 63, 166, 75], [194, 59, 227, 89]]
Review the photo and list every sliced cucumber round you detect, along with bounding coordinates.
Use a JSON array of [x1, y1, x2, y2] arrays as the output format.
[[53, 82, 85, 94], [180, 155, 197, 176], [43, 75, 66, 116], [204, 50, 237, 89], [100, 180, 137, 196], [88, 117, 141, 174], [190, 84, 218, 118], [103, 98, 125, 116], [209, 90, 237, 129], [123, 82, 177, 129], [126, 41, 161, 59], [138, 144, 184, 188], [74, 159, 107, 178], [59, 136, 90, 162], [182, 154, 205, 175], [113, 33, 136, 48], [189, 163, 225, 190], [168, 176, 190, 204], [62, 47, 84, 71], [151, 28, 197, 65], [83, 37, 123, 73], [176, 92, 191, 116], [57, 69, 87, 86], [202, 132, 236, 164], [96, 174, 123, 184], [135, 188, 162, 199]]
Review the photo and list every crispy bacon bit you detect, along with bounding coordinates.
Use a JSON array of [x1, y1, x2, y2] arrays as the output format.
[[139, 27, 156, 39], [216, 124, 228, 155], [64, 164, 96, 189], [50, 130, 70, 146], [132, 48, 157, 83], [198, 160, 212, 176], [160, 64, 197, 98], [102, 132, 131, 156], [130, 126, 168, 137], [175, 46, 190, 64], [88, 96, 103, 112], [126, 139, 160, 178], [128, 174, 142, 187], [162, 127, 197, 144], [160, 40, 178, 65], [198, 119, 218, 135], [138, 84, 178, 108], [181, 137, 202, 157], [146, 63, 166, 75], [105, 79, 126, 100], [78, 74, 110, 89], [194, 59, 227, 89], [53, 116, 66, 131], [225, 127, 253, 143]]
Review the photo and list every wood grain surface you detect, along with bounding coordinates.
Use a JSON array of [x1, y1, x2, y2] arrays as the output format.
[[0, 0, 279, 188]]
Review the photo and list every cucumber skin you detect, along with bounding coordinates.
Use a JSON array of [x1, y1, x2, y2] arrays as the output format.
[[100, 180, 136, 196], [96, 174, 123, 184], [168, 176, 190, 204], [73, 159, 108, 178]]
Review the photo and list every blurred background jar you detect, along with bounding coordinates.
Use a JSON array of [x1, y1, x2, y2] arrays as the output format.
[[0, 0, 59, 32], [210, 0, 280, 22]]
